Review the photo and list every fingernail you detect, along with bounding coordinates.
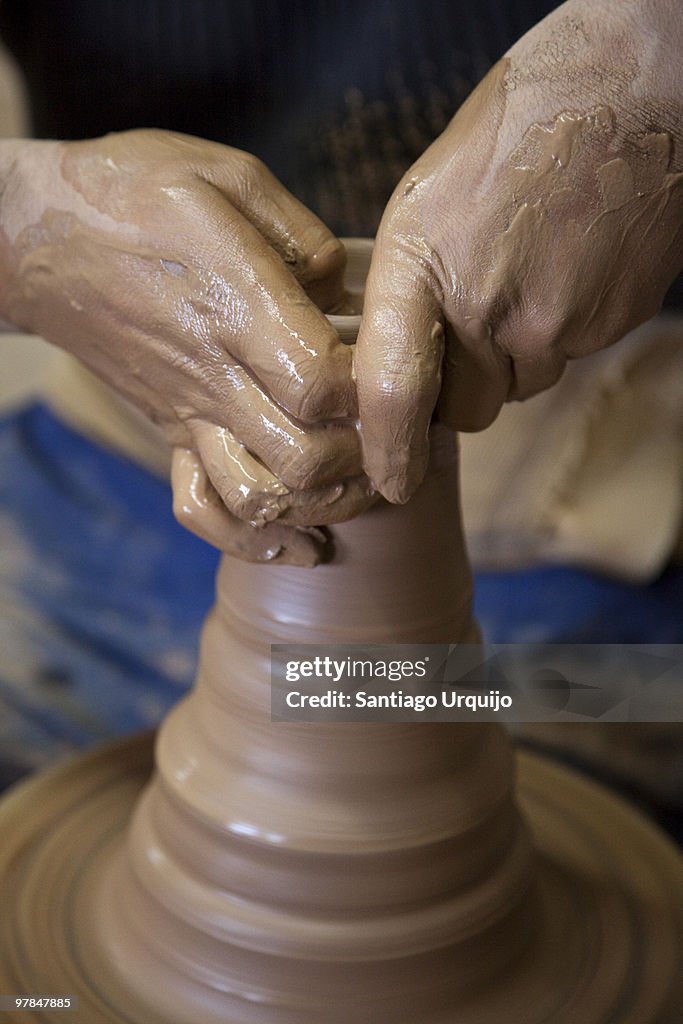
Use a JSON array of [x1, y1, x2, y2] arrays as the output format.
[[372, 456, 428, 505], [309, 237, 346, 275], [256, 524, 324, 568], [378, 475, 413, 505]]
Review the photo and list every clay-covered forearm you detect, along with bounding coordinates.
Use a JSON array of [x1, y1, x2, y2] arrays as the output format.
[[504, 0, 683, 154], [1, 136, 133, 334], [0, 141, 19, 331], [0, 137, 47, 329], [497, 0, 683, 314]]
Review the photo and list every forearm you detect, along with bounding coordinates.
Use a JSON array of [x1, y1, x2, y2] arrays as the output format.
[[0, 137, 71, 331], [0, 137, 29, 329], [502, 0, 683, 157], [425, 0, 683, 294], [0, 136, 140, 333]]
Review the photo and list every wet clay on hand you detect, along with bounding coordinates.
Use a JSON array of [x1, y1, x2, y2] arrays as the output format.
[[355, 0, 683, 503], [0, 131, 373, 562]]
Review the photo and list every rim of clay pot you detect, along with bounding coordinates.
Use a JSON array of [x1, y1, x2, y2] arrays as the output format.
[[326, 236, 373, 343]]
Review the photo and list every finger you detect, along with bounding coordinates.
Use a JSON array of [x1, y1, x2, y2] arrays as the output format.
[[185, 361, 362, 489], [171, 447, 325, 567], [197, 149, 347, 312], [67, 227, 361, 473], [493, 314, 571, 403], [51, 218, 362, 488], [191, 421, 376, 526], [355, 232, 444, 504], [437, 323, 512, 431], [276, 474, 377, 526], [163, 179, 356, 421], [187, 424, 289, 525], [506, 348, 567, 401]]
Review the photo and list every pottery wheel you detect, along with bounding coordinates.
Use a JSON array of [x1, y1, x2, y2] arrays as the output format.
[[0, 733, 681, 1024]]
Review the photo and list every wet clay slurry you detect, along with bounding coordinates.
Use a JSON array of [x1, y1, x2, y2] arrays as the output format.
[[0, 242, 682, 1021]]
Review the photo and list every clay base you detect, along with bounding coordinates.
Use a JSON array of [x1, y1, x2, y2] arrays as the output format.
[[0, 735, 681, 1024]]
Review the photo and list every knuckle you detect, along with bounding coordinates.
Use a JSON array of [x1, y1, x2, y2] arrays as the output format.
[[196, 460, 244, 521], [280, 367, 329, 422], [280, 440, 325, 490], [496, 307, 564, 359], [235, 151, 270, 194], [219, 480, 252, 521], [305, 235, 346, 279], [294, 381, 327, 422]]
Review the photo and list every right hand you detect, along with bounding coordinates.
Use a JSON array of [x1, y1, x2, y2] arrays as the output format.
[[0, 130, 374, 564], [355, 0, 683, 504]]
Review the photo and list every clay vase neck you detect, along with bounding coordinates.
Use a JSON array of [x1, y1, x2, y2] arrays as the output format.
[[91, 428, 538, 1024]]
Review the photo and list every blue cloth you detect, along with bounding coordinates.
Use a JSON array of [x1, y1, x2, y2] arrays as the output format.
[[475, 564, 683, 644], [0, 404, 218, 786]]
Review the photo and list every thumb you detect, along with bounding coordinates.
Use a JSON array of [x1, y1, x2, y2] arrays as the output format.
[[355, 231, 444, 504]]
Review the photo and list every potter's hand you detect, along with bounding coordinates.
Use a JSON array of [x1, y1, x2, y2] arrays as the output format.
[[0, 130, 372, 562], [356, 0, 683, 502]]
